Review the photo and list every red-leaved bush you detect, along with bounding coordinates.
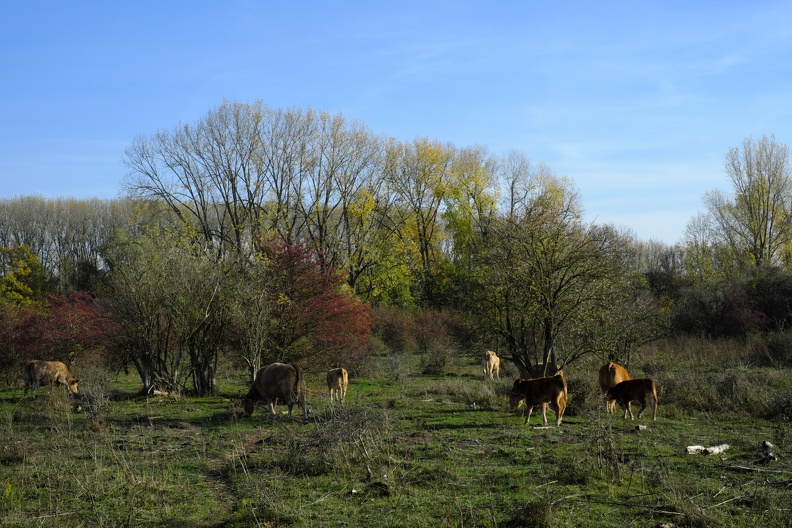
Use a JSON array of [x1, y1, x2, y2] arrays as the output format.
[[252, 238, 373, 371]]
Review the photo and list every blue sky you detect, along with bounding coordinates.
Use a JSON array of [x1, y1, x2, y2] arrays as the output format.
[[2, 1, 792, 244]]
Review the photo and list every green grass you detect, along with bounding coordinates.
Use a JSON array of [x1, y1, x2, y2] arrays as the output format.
[[1, 349, 790, 527]]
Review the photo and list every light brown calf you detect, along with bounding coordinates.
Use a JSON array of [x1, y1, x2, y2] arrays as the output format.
[[327, 367, 348, 403], [605, 378, 658, 422], [509, 372, 568, 427], [598, 362, 630, 414], [482, 351, 500, 380], [24, 360, 79, 396], [244, 363, 308, 423]]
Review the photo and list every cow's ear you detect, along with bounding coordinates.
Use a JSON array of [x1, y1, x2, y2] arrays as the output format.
[[73, 379, 80, 383]]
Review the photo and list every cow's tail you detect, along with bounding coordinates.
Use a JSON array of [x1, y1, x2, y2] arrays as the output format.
[[651, 380, 659, 405], [557, 370, 568, 401], [290, 364, 305, 400], [291, 363, 308, 423]]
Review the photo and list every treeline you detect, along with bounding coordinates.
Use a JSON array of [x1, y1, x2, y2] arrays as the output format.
[[3, 102, 792, 393]]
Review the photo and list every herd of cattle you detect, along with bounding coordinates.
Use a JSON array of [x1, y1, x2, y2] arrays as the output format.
[[494, 354, 658, 426], [21, 354, 658, 427]]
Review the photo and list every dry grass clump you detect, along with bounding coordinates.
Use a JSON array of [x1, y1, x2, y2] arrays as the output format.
[[422, 377, 506, 410], [501, 498, 554, 528], [271, 406, 392, 480]]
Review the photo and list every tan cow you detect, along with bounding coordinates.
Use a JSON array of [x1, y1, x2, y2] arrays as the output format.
[[598, 362, 630, 414], [24, 360, 79, 396], [243, 363, 308, 423], [605, 378, 658, 422], [509, 372, 567, 426], [327, 367, 348, 403], [482, 351, 500, 380]]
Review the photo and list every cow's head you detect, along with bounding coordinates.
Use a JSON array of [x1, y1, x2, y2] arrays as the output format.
[[509, 394, 526, 412], [68, 379, 80, 394], [242, 396, 257, 417]]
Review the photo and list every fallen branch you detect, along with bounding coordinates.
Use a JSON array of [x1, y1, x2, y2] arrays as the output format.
[[685, 444, 729, 455], [703, 444, 730, 455]]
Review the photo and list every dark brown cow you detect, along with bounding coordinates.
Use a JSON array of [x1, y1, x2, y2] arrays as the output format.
[[327, 367, 348, 403], [24, 360, 79, 396], [509, 372, 568, 426], [244, 363, 308, 423], [598, 362, 630, 414], [605, 378, 658, 422]]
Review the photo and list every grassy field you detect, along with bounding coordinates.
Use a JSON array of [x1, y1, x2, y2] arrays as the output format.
[[1, 342, 790, 527]]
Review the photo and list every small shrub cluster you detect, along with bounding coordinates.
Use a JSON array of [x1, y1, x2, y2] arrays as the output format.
[[761, 331, 792, 367], [420, 347, 450, 375]]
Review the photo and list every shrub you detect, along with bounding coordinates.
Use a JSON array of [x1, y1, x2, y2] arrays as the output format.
[[420, 347, 450, 375], [764, 331, 792, 367], [374, 306, 416, 354]]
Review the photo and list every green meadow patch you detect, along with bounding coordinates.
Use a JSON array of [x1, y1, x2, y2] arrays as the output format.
[[0, 355, 790, 527]]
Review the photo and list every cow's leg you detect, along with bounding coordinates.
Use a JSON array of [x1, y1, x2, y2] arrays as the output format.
[[267, 398, 277, 417], [555, 396, 564, 426], [621, 402, 630, 420], [636, 397, 646, 419], [286, 402, 293, 420], [627, 401, 635, 420], [524, 406, 534, 425], [540, 403, 548, 426], [652, 396, 658, 422]]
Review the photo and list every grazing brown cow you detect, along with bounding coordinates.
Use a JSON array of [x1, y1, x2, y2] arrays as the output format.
[[598, 362, 630, 414], [509, 372, 568, 426], [605, 378, 658, 422], [24, 360, 79, 396], [482, 351, 500, 380], [327, 367, 348, 403], [243, 363, 308, 423]]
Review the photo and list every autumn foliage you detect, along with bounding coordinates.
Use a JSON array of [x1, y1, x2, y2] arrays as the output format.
[[0, 292, 112, 383], [252, 238, 373, 370]]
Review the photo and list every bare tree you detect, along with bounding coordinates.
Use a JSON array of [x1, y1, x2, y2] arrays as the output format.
[[472, 169, 632, 376], [704, 134, 792, 268], [124, 101, 273, 262], [0, 196, 140, 293], [103, 230, 227, 395]]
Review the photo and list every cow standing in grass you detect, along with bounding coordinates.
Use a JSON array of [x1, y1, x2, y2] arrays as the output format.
[[327, 367, 348, 403], [598, 362, 630, 414], [605, 378, 658, 422], [482, 351, 500, 380], [509, 372, 568, 427], [24, 360, 79, 396], [244, 363, 308, 423]]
